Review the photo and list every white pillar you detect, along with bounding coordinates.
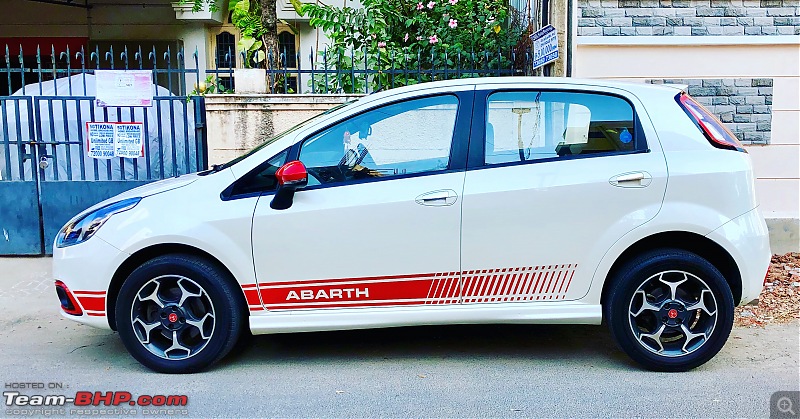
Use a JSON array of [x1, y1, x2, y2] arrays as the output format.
[[180, 22, 208, 91], [171, 2, 228, 92]]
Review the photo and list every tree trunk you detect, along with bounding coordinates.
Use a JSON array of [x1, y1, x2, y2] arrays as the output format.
[[259, 0, 280, 93]]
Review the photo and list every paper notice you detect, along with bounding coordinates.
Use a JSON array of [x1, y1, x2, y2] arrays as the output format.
[[86, 122, 116, 159], [95, 70, 154, 107], [86, 122, 144, 159], [114, 123, 144, 158]]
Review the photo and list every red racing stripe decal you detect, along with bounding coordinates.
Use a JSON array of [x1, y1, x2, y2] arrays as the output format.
[[242, 264, 578, 311], [73, 291, 107, 317]]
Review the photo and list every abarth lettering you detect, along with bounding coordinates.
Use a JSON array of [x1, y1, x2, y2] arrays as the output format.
[[286, 288, 370, 301]]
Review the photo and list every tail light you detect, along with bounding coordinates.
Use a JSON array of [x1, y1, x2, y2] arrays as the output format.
[[55, 280, 83, 316], [763, 266, 771, 286], [676, 93, 746, 152]]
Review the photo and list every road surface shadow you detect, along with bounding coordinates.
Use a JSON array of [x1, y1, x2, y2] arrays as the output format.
[[221, 324, 635, 369]]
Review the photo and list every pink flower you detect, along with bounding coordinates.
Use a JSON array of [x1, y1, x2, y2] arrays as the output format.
[[448, 18, 458, 28], [427, 1, 435, 8], [429, 34, 439, 44], [449, 0, 457, 4], [404, 33, 409, 42], [416, 35, 423, 41], [378, 41, 387, 48], [416, 2, 423, 9]]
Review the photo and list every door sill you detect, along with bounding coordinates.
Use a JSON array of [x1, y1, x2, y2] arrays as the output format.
[[249, 301, 602, 334]]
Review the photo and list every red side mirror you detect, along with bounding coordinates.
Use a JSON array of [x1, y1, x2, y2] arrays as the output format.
[[275, 160, 308, 188]]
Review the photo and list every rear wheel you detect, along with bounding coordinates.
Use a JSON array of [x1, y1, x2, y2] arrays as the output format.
[[605, 249, 734, 371], [115, 254, 244, 373]]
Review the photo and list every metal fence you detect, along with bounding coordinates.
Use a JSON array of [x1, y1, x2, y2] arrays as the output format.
[[0, 44, 207, 255], [0, 44, 207, 182], [208, 46, 534, 94], [2, 44, 199, 96]]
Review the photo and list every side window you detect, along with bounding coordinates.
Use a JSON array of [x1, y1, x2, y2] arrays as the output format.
[[485, 91, 641, 165], [231, 148, 289, 196], [299, 95, 458, 186]]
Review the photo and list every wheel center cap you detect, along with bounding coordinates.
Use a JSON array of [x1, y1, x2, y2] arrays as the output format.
[[168, 313, 178, 323], [667, 308, 678, 319]]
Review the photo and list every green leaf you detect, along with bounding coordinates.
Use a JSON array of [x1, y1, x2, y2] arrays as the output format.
[[254, 50, 266, 63], [289, 0, 306, 15], [238, 36, 256, 52]]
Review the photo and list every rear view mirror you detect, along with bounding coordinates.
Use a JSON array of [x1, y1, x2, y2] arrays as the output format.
[[270, 160, 308, 210]]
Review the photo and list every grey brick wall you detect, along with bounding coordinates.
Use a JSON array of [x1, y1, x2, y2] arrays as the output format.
[[646, 78, 773, 144], [579, 1, 800, 36]]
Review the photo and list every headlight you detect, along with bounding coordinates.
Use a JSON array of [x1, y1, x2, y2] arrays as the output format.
[[55, 197, 141, 248]]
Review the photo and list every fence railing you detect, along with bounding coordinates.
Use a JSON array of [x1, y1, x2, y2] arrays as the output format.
[[208, 45, 534, 94], [2, 44, 201, 97], [0, 44, 207, 182]]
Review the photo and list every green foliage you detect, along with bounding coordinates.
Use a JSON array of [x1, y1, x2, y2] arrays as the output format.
[[295, 0, 522, 92], [230, 0, 268, 68], [184, 0, 221, 12], [188, 75, 232, 100]]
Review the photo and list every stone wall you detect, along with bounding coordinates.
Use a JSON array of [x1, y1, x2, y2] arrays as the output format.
[[204, 94, 362, 165], [646, 78, 773, 144], [578, 0, 800, 36]]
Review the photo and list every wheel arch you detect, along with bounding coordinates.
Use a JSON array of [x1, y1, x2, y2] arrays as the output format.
[[600, 231, 743, 307], [106, 243, 247, 331]]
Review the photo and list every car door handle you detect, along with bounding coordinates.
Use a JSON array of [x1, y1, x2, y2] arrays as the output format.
[[609, 171, 652, 188], [416, 189, 458, 206]]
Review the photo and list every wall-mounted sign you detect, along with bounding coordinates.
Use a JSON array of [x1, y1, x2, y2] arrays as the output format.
[[86, 122, 144, 159], [95, 70, 153, 107], [530, 25, 559, 70]]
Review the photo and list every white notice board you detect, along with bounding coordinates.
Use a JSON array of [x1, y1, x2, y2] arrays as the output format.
[[95, 70, 153, 107]]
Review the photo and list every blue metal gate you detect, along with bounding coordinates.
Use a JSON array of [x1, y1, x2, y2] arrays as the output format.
[[0, 45, 207, 255]]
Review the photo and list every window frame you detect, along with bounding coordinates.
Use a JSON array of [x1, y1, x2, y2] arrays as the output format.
[[208, 25, 241, 91], [286, 91, 474, 192], [467, 88, 649, 170]]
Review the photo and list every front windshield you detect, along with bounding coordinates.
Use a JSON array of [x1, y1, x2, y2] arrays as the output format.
[[214, 101, 355, 171]]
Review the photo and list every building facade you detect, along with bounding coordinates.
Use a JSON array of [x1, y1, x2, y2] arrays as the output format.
[[0, 0, 316, 93], [575, 0, 800, 252]]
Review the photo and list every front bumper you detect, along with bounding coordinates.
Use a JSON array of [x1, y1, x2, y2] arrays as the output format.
[[52, 235, 130, 329]]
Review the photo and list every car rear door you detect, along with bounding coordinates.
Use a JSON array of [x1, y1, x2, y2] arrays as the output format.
[[459, 86, 667, 304], [250, 87, 474, 312]]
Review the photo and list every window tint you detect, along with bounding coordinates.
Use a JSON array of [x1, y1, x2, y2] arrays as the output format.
[[230, 148, 289, 196], [299, 95, 458, 186], [485, 91, 640, 165]]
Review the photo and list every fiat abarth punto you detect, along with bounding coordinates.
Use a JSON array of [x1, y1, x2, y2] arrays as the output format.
[[53, 77, 771, 373]]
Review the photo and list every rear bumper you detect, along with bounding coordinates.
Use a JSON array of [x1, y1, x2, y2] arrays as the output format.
[[706, 206, 771, 306]]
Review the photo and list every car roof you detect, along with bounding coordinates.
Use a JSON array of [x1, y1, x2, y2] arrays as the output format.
[[362, 76, 685, 104]]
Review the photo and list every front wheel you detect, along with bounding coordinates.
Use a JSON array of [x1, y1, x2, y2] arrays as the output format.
[[605, 249, 734, 372], [115, 254, 245, 373]]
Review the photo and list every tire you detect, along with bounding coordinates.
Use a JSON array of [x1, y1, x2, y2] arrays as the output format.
[[604, 248, 734, 372], [115, 254, 245, 373]]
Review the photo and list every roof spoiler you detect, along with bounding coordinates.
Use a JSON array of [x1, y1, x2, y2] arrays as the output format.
[[661, 83, 689, 93]]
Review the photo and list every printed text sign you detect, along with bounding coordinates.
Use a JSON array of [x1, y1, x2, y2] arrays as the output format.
[[86, 122, 144, 159]]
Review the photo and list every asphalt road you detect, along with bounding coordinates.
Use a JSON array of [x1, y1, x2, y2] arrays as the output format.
[[1, 257, 798, 418]]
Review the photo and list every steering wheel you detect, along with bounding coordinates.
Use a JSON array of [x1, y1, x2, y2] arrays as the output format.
[[337, 144, 370, 169], [353, 143, 369, 167]]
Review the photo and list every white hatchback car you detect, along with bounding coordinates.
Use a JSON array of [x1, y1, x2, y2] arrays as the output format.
[[53, 77, 770, 373]]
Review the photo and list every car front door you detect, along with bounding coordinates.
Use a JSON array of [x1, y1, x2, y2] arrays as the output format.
[[460, 87, 668, 305], [251, 88, 473, 312]]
